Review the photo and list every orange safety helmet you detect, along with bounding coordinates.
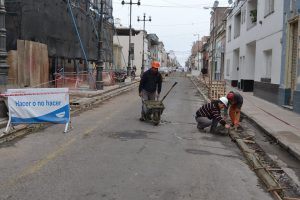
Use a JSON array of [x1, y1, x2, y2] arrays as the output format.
[[151, 61, 160, 69]]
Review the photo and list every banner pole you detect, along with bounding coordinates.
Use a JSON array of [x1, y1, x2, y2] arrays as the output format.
[[5, 115, 11, 133], [64, 122, 69, 133]]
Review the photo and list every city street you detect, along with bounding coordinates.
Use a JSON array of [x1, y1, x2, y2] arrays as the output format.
[[0, 76, 274, 200]]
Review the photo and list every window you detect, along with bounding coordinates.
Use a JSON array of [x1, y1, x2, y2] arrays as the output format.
[[264, 50, 272, 79], [241, 8, 246, 24], [234, 12, 241, 38], [228, 25, 232, 42], [290, 0, 296, 12], [265, 0, 274, 17], [247, 0, 258, 29]]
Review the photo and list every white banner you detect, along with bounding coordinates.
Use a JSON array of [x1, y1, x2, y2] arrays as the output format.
[[7, 88, 70, 124]]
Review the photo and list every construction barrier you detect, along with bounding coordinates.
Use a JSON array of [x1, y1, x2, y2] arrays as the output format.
[[208, 80, 226, 100], [55, 72, 94, 89], [55, 71, 116, 90], [4, 88, 70, 133]]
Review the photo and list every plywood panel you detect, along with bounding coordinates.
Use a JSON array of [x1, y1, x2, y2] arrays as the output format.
[[41, 43, 49, 87], [17, 40, 25, 87], [17, 40, 49, 88], [7, 50, 18, 86]]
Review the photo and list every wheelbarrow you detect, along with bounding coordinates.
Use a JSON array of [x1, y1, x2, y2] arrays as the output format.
[[142, 82, 178, 125]]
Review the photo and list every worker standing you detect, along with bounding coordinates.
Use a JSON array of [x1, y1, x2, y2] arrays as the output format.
[[226, 91, 243, 129], [138, 61, 163, 121], [195, 97, 230, 134]]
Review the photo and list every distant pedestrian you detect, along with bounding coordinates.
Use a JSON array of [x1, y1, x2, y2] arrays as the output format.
[[226, 91, 243, 129], [195, 97, 230, 134], [138, 61, 163, 121]]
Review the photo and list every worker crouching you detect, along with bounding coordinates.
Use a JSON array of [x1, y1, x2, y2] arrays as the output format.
[[195, 97, 230, 134]]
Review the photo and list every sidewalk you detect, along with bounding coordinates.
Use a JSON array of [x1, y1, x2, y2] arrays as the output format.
[[228, 86, 300, 161], [69, 83, 130, 98]]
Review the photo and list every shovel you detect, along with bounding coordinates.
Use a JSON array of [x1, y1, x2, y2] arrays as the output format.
[[160, 82, 178, 102]]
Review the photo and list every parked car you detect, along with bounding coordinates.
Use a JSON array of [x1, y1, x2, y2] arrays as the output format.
[[159, 67, 170, 77]]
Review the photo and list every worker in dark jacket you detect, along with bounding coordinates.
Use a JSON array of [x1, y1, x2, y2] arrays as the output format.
[[139, 61, 163, 121], [226, 91, 243, 129], [195, 97, 230, 133]]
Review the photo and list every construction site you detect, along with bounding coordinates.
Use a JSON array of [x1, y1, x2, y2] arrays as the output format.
[[5, 0, 114, 91]]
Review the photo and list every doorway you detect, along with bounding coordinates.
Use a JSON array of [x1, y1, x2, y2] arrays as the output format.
[[287, 20, 298, 106]]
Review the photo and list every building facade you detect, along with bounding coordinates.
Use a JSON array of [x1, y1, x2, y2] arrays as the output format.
[[215, 18, 226, 80], [191, 40, 202, 71], [201, 36, 210, 76], [225, 0, 284, 101], [147, 34, 159, 63], [113, 28, 147, 76], [280, 0, 300, 113], [6, 0, 114, 63], [209, 7, 229, 81]]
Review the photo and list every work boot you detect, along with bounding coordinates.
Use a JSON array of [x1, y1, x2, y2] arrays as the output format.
[[140, 112, 146, 121]]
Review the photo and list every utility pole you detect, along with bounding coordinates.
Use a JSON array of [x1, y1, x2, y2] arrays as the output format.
[[137, 13, 151, 74], [0, 0, 8, 86], [121, 0, 141, 76], [96, 0, 104, 90]]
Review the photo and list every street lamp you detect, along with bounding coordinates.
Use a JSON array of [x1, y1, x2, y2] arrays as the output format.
[[137, 13, 151, 74], [193, 34, 200, 71], [0, 0, 8, 86], [121, 0, 141, 76], [96, 0, 104, 90]]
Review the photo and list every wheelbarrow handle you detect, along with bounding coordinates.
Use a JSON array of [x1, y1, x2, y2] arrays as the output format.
[[160, 82, 178, 103]]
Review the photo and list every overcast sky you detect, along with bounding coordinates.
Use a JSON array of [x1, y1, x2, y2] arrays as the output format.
[[113, 0, 230, 66]]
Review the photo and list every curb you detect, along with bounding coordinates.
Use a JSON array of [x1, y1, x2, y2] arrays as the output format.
[[190, 77, 210, 103], [241, 111, 300, 162], [70, 80, 139, 99], [190, 76, 300, 162]]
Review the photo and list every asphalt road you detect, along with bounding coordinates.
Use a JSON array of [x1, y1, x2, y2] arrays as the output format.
[[0, 76, 273, 200]]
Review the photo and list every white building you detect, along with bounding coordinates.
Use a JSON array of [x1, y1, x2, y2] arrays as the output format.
[[158, 42, 168, 68], [113, 28, 148, 76], [194, 52, 203, 71], [225, 0, 283, 102]]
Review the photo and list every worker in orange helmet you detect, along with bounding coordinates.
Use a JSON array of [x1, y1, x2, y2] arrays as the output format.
[[138, 61, 163, 121], [225, 91, 243, 130]]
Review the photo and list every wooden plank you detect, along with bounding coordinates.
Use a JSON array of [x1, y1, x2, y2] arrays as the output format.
[[284, 198, 300, 200], [17, 40, 25, 87], [41, 43, 49, 87], [16, 40, 49, 88], [7, 50, 18, 86], [29, 41, 39, 87], [24, 40, 32, 87]]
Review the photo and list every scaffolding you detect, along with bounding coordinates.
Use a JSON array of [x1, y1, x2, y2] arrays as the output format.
[[5, 0, 115, 90]]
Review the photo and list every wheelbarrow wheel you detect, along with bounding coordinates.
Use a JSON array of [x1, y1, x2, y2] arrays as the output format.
[[153, 111, 161, 126]]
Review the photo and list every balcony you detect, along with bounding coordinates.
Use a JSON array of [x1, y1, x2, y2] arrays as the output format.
[[247, 0, 257, 30]]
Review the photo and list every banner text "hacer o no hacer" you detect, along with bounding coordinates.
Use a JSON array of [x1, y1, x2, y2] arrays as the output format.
[[15, 100, 62, 107]]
